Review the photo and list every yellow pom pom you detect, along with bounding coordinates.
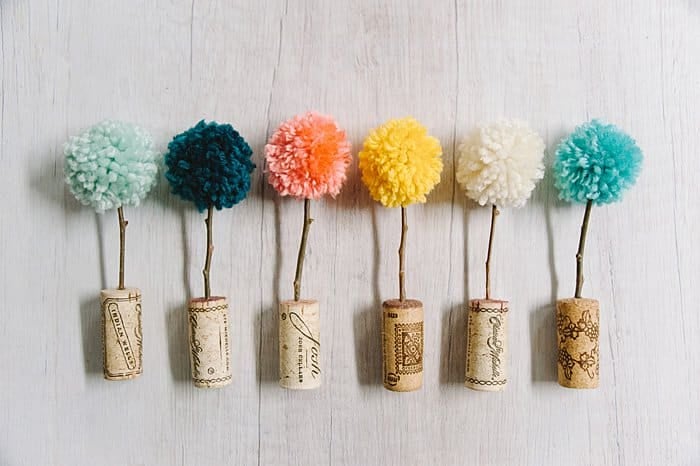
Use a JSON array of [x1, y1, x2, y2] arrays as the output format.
[[358, 117, 443, 208]]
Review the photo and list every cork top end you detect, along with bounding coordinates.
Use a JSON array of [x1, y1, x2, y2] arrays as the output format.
[[383, 298, 423, 309], [557, 297, 599, 306], [190, 296, 227, 304]]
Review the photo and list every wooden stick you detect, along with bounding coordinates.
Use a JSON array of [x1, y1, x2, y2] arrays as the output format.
[[117, 206, 128, 290], [293, 198, 314, 302], [399, 206, 407, 302], [485, 204, 499, 299], [203, 205, 214, 299], [575, 200, 593, 298]]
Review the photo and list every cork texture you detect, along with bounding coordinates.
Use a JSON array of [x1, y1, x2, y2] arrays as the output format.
[[465, 299, 508, 391], [382, 299, 423, 392], [556, 298, 599, 389], [101, 288, 143, 381], [278, 300, 321, 389], [188, 296, 232, 388]]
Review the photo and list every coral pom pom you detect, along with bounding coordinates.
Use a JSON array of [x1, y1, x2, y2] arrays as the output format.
[[64, 120, 159, 213], [456, 119, 545, 208], [265, 111, 352, 199], [358, 117, 443, 208], [165, 120, 255, 212], [553, 120, 642, 205]]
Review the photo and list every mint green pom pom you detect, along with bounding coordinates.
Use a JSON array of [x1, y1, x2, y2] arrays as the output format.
[[553, 120, 642, 205], [64, 121, 159, 212]]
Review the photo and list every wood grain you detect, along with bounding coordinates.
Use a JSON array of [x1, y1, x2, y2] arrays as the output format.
[[0, 0, 698, 464]]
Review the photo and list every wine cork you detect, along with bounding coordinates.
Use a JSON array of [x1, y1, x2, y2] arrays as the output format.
[[464, 299, 508, 391], [382, 299, 423, 392], [278, 300, 321, 390], [101, 288, 143, 381], [556, 298, 599, 389], [187, 296, 232, 388]]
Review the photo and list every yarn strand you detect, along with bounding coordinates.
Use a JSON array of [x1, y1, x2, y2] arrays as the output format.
[[293, 199, 314, 302], [117, 206, 128, 290], [399, 207, 407, 302], [485, 205, 499, 299], [575, 200, 593, 298], [203, 205, 214, 299]]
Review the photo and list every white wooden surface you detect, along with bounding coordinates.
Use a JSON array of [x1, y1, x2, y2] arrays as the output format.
[[1, 1, 698, 465]]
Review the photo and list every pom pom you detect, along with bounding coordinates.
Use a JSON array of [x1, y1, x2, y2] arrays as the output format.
[[456, 119, 545, 208], [358, 117, 443, 208], [265, 111, 352, 199], [165, 120, 255, 212], [553, 119, 642, 205], [64, 120, 159, 213]]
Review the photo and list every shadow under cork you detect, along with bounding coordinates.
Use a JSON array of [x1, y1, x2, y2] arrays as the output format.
[[80, 294, 103, 377], [353, 206, 382, 386], [255, 193, 282, 386], [167, 207, 192, 383], [529, 147, 562, 384], [440, 200, 470, 386]]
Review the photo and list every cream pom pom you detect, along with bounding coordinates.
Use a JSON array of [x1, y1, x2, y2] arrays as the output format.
[[456, 119, 545, 207]]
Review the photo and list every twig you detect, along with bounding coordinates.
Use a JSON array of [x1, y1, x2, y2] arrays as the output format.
[[117, 206, 128, 290], [575, 200, 593, 298], [399, 206, 407, 302], [485, 204, 499, 299], [203, 205, 214, 299], [293, 199, 314, 302]]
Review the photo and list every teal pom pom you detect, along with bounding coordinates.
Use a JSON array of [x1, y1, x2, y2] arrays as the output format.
[[553, 120, 642, 205], [164, 120, 255, 212], [64, 120, 159, 212]]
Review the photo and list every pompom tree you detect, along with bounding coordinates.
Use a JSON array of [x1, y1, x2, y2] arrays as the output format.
[[64, 120, 158, 381], [165, 120, 255, 388], [456, 119, 545, 391], [265, 111, 351, 389], [553, 119, 642, 389], [359, 116, 442, 392]]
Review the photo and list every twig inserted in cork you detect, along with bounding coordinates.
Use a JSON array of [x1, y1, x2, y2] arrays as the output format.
[[117, 206, 128, 290], [293, 198, 314, 302], [575, 200, 593, 298], [485, 204, 499, 299], [203, 204, 214, 299], [399, 206, 408, 302]]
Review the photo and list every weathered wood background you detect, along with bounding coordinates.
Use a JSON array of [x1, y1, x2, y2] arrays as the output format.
[[1, 1, 698, 465]]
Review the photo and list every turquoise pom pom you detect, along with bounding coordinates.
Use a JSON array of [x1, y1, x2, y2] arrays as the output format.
[[553, 120, 642, 205], [64, 120, 159, 212], [164, 120, 255, 212]]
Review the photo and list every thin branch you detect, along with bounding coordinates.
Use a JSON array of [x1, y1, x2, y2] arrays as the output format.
[[399, 206, 407, 302], [293, 198, 313, 302], [485, 204, 499, 299], [575, 200, 593, 298], [117, 206, 128, 290], [203, 205, 214, 299]]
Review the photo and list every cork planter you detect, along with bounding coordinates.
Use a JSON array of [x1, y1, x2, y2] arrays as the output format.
[[187, 296, 232, 388], [278, 299, 321, 389], [465, 299, 508, 391], [382, 299, 423, 392], [556, 298, 599, 389], [101, 288, 143, 380]]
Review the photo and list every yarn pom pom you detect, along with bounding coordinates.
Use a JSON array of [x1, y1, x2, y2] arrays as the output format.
[[358, 117, 443, 208], [554, 119, 642, 205], [456, 119, 545, 208], [265, 111, 352, 199], [165, 120, 255, 212], [64, 120, 159, 213]]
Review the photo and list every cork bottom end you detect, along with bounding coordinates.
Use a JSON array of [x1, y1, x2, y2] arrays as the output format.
[[279, 379, 322, 390], [104, 371, 142, 381], [193, 378, 232, 389], [558, 380, 599, 390], [465, 381, 506, 392], [383, 383, 422, 393]]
